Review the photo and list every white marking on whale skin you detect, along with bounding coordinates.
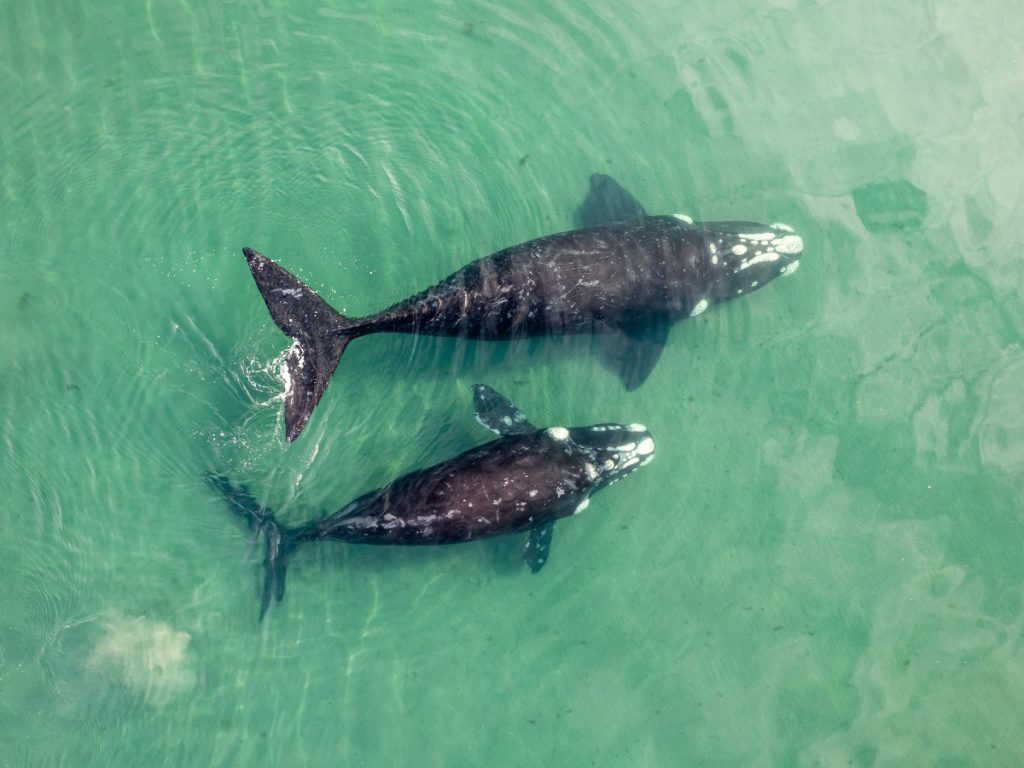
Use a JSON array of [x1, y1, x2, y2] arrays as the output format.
[[585, 462, 599, 481], [574, 498, 590, 515], [771, 222, 795, 233], [737, 251, 781, 270], [780, 259, 801, 276], [547, 426, 569, 441], [635, 436, 655, 456], [732, 244, 748, 256], [619, 456, 640, 471], [529, 489, 538, 498], [604, 459, 615, 470], [772, 234, 804, 255], [274, 287, 305, 299], [672, 213, 694, 224], [555, 486, 565, 497], [690, 298, 709, 317], [613, 442, 637, 453], [736, 232, 776, 242], [628, 423, 647, 432]]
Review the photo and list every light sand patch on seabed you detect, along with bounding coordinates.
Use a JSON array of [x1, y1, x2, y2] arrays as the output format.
[[87, 612, 196, 707]]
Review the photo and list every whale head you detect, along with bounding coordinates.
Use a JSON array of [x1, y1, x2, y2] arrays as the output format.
[[697, 221, 803, 307], [546, 423, 656, 491]]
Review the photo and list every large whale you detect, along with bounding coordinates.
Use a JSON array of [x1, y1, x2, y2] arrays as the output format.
[[207, 385, 654, 620], [244, 174, 803, 441]]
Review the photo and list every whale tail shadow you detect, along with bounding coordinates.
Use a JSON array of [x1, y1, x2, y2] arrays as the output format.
[[243, 247, 359, 442], [204, 472, 297, 621]]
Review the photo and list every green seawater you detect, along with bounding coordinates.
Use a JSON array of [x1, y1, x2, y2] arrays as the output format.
[[2, 1, 1023, 765]]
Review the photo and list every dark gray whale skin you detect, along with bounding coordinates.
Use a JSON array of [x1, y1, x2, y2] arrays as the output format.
[[243, 175, 803, 441], [207, 385, 654, 620]]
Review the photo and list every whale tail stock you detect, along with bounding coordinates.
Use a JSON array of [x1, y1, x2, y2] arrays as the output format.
[[243, 247, 359, 442], [204, 472, 296, 622]]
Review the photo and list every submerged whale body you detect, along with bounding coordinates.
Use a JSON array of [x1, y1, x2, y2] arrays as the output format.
[[244, 174, 803, 441], [207, 385, 655, 620]]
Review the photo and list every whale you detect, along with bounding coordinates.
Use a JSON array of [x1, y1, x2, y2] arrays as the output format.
[[207, 385, 654, 620], [243, 174, 803, 441]]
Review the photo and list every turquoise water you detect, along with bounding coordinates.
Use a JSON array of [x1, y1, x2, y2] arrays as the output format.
[[3, 0, 1023, 765]]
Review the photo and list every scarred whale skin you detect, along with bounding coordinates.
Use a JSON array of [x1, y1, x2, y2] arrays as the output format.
[[207, 385, 655, 620], [243, 175, 802, 441]]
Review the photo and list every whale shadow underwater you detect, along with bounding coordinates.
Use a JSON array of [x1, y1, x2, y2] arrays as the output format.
[[207, 385, 655, 621], [242, 174, 804, 441]]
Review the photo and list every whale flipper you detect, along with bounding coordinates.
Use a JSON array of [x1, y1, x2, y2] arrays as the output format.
[[523, 521, 555, 573], [600, 311, 671, 390], [472, 384, 536, 435], [243, 248, 360, 442], [576, 173, 648, 228]]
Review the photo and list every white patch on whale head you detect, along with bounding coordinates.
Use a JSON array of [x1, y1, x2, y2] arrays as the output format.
[[672, 213, 694, 224], [737, 251, 781, 270], [690, 298, 709, 317], [635, 436, 655, 456], [731, 243, 748, 256], [780, 259, 801, 276], [770, 222, 795, 233], [628, 423, 647, 432], [574, 498, 591, 515], [547, 426, 569, 441], [772, 234, 803, 255]]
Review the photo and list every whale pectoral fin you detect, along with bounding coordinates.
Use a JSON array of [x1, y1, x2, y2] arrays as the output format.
[[523, 521, 556, 573], [472, 384, 536, 436], [601, 312, 671, 390], [576, 173, 648, 228]]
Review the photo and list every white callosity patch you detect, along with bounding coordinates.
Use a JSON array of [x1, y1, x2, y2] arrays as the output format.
[[547, 426, 569, 441], [573, 498, 590, 515], [772, 234, 803, 254], [672, 213, 694, 224], [628, 423, 647, 432], [780, 260, 801, 276], [585, 462, 599, 481], [733, 231, 804, 272], [690, 298, 709, 317], [635, 436, 655, 456], [732, 244, 748, 256]]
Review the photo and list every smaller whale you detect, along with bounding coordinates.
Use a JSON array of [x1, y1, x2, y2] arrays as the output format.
[[243, 174, 803, 441], [207, 385, 655, 620]]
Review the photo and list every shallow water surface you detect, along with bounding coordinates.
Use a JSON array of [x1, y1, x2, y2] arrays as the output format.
[[2, 1, 1022, 765]]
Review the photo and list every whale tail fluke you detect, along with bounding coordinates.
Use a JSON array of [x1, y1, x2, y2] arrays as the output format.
[[243, 247, 359, 442], [204, 473, 298, 622]]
